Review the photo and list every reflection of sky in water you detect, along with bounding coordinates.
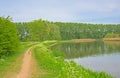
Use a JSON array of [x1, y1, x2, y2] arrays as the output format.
[[74, 53, 120, 78]]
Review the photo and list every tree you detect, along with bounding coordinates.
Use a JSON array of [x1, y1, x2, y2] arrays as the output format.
[[0, 17, 19, 58], [15, 22, 29, 41]]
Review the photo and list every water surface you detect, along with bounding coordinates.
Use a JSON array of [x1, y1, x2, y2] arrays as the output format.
[[51, 41, 120, 78]]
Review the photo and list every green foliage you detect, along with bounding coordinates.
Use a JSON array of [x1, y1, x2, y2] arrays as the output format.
[[46, 23, 61, 40], [0, 17, 20, 58], [52, 50, 64, 57], [105, 33, 120, 38], [33, 42, 114, 78], [15, 22, 29, 41], [55, 22, 120, 39], [15, 19, 120, 41], [16, 19, 61, 41], [28, 19, 47, 41]]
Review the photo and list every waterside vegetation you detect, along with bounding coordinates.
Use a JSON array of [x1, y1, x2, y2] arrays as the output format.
[[33, 41, 114, 78], [103, 33, 120, 41]]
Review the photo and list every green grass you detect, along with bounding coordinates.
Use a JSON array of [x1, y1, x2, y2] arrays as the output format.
[[33, 42, 114, 78], [0, 42, 37, 77]]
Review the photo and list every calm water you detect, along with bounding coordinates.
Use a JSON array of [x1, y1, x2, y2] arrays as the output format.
[[50, 41, 120, 78]]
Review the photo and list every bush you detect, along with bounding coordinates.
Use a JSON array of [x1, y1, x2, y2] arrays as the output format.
[[0, 17, 20, 58], [105, 33, 120, 38]]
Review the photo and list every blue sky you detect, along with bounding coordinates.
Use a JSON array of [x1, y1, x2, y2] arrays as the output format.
[[0, 0, 120, 24]]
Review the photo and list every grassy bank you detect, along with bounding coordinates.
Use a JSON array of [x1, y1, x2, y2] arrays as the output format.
[[33, 42, 114, 78], [58, 39, 96, 43], [0, 42, 37, 77]]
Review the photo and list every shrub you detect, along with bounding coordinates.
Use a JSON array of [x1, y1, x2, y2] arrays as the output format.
[[105, 33, 120, 38]]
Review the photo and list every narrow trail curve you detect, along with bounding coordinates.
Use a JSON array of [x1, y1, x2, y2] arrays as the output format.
[[16, 46, 35, 78]]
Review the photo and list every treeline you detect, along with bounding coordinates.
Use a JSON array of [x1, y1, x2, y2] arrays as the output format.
[[15, 20, 120, 41], [0, 17, 19, 58], [55, 22, 120, 40]]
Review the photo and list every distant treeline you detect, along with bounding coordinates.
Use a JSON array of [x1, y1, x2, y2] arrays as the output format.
[[55, 22, 120, 39], [15, 19, 120, 41]]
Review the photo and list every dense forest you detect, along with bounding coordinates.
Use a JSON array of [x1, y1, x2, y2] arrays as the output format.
[[55, 22, 120, 39], [16, 19, 120, 41], [0, 17, 120, 57]]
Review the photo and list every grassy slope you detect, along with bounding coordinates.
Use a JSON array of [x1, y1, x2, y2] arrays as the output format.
[[0, 42, 37, 78], [33, 41, 114, 78]]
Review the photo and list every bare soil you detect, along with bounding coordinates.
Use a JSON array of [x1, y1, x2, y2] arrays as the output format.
[[16, 46, 36, 78], [2, 46, 46, 78]]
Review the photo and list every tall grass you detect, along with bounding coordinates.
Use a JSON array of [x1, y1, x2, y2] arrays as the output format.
[[33, 42, 114, 78]]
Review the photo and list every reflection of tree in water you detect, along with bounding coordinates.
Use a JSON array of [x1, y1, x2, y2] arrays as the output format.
[[50, 41, 120, 59]]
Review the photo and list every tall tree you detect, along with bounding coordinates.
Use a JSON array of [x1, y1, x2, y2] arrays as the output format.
[[0, 17, 20, 58]]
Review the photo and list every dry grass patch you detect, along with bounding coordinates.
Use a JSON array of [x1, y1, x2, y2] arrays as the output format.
[[73, 39, 96, 43], [103, 38, 120, 41]]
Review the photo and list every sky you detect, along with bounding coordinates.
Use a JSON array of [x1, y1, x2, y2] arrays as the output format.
[[0, 0, 120, 24]]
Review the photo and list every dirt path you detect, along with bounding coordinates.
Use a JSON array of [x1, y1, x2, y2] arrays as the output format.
[[16, 46, 35, 78]]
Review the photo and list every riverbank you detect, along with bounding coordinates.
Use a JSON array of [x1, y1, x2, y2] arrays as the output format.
[[73, 39, 96, 43], [58, 39, 96, 43], [103, 38, 120, 41], [33, 41, 114, 78]]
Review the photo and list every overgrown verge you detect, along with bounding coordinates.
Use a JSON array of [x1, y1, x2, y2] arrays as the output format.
[[103, 33, 120, 41], [0, 42, 37, 77], [33, 42, 114, 78]]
